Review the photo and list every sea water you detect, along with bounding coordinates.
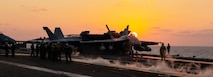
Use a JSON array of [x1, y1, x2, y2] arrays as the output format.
[[142, 46, 213, 59]]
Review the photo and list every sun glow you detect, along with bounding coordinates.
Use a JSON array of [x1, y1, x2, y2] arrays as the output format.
[[131, 32, 138, 37]]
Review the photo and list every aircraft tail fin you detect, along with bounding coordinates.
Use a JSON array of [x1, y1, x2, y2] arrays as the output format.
[[54, 27, 64, 39], [106, 25, 114, 39], [122, 25, 129, 35], [43, 27, 57, 40]]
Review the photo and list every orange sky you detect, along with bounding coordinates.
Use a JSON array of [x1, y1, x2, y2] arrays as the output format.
[[0, 0, 213, 46]]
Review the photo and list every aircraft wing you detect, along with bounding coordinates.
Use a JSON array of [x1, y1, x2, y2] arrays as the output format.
[[49, 38, 81, 43], [0, 33, 16, 43], [141, 41, 160, 46], [80, 38, 126, 43]]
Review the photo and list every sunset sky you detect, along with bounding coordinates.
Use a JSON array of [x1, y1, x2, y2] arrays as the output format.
[[0, 0, 213, 46]]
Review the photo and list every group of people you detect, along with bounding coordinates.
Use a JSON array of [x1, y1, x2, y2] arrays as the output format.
[[1, 42, 16, 57], [30, 42, 74, 63], [160, 43, 170, 61]]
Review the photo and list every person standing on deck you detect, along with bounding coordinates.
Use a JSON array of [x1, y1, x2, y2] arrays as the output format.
[[55, 42, 62, 61], [51, 44, 57, 61], [11, 43, 16, 57], [47, 43, 52, 60], [30, 43, 35, 57], [167, 43, 171, 55], [40, 43, 46, 59], [64, 43, 73, 63], [4, 42, 9, 57], [160, 43, 166, 61], [35, 43, 40, 57]]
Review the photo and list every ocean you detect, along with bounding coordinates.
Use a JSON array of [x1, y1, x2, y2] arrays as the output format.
[[141, 46, 213, 59]]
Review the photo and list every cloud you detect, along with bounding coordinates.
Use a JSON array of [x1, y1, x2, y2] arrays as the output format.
[[158, 29, 172, 32], [179, 31, 192, 34], [0, 23, 10, 25], [151, 27, 172, 32], [210, 22, 213, 24], [177, 29, 213, 37], [179, 29, 213, 34], [19, 5, 47, 12], [31, 8, 48, 12], [201, 29, 213, 32]]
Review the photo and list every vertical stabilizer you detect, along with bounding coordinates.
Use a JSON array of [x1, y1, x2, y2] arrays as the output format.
[[43, 27, 57, 40], [54, 27, 64, 39], [106, 25, 114, 39], [122, 25, 129, 35]]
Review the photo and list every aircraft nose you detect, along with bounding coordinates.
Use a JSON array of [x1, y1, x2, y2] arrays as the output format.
[[128, 36, 141, 45]]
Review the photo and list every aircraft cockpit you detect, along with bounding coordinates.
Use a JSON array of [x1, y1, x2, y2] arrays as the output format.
[[129, 32, 138, 38]]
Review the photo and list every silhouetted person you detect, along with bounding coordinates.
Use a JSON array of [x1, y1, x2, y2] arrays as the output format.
[[43, 43, 48, 59], [47, 43, 52, 60], [40, 43, 46, 59], [55, 42, 62, 61], [167, 43, 171, 55], [160, 43, 166, 61], [30, 43, 35, 57], [36, 43, 40, 57], [64, 43, 73, 63], [4, 42, 9, 57], [52, 44, 57, 61], [11, 43, 16, 57]]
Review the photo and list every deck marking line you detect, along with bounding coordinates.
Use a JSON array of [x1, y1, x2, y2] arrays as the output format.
[[0, 60, 90, 77]]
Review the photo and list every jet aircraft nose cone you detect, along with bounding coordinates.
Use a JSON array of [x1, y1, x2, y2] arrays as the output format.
[[128, 36, 141, 45]]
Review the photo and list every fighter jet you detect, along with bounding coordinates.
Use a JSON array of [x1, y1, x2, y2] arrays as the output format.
[[80, 25, 159, 52], [43, 26, 82, 50], [43, 27, 81, 42], [43, 25, 159, 56], [0, 32, 16, 49], [0, 33, 15, 43]]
